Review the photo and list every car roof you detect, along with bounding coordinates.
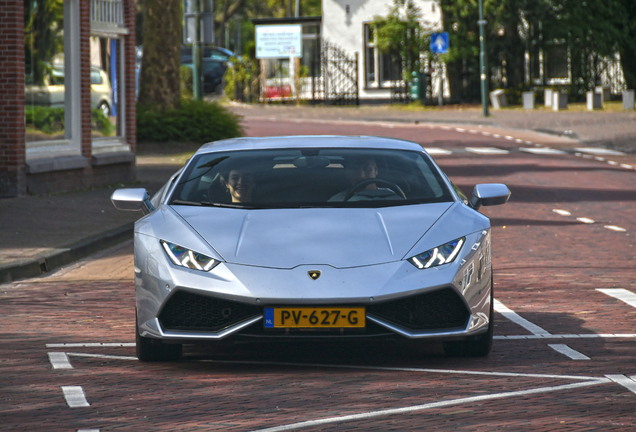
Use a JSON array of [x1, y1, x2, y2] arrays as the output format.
[[195, 136, 424, 155]]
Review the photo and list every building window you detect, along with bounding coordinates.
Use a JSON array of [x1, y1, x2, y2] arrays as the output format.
[[24, 0, 67, 143], [363, 23, 402, 89], [90, 36, 123, 140], [24, 0, 82, 159], [90, 0, 130, 154]]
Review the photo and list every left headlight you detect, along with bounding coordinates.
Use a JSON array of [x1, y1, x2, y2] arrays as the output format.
[[161, 241, 220, 272], [408, 237, 465, 269]]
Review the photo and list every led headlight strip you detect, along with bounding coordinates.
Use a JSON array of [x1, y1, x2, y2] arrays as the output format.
[[408, 237, 465, 269], [161, 241, 220, 272]]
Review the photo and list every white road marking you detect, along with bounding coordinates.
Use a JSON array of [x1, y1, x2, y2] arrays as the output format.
[[61, 386, 90, 408], [525, 141, 533, 145], [46, 343, 135, 348], [67, 352, 138, 361], [594, 157, 606, 161], [620, 164, 633, 169], [465, 147, 509, 155], [548, 344, 590, 360], [606, 375, 636, 395], [48, 352, 73, 369], [493, 134, 501, 138], [582, 154, 593, 159], [441, 126, 451, 130], [552, 209, 572, 216], [482, 132, 492, 136], [206, 359, 605, 381], [455, 128, 466, 132], [608, 161, 619, 165], [577, 217, 595, 224], [505, 136, 514, 140], [520, 147, 567, 155], [424, 147, 453, 155], [605, 225, 627, 232], [597, 289, 636, 309], [515, 139, 524, 143], [493, 299, 551, 336], [250, 380, 607, 432], [468, 130, 478, 134], [496, 333, 636, 340], [574, 148, 625, 156], [78, 430, 100, 432]]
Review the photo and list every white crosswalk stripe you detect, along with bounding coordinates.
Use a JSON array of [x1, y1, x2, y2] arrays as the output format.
[[574, 147, 625, 156], [597, 289, 636, 309], [520, 147, 567, 155], [466, 147, 509, 155], [424, 147, 453, 155]]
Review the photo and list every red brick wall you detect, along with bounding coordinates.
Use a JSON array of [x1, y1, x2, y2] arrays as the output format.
[[124, 0, 137, 156], [0, 0, 27, 197]]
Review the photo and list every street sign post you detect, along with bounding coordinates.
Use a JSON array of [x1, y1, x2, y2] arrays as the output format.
[[430, 32, 449, 107], [430, 32, 449, 54]]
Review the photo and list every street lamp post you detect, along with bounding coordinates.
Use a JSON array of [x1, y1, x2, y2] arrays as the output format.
[[478, 0, 489, 117], [193, 0, 202, 100]]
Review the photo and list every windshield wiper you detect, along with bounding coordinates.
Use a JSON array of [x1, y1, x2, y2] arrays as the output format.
[[171, 199, 204, 206], [171, 199, 261, 209]]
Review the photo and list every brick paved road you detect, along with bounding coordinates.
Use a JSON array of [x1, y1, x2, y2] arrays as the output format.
[[2, 119, 636, 431]]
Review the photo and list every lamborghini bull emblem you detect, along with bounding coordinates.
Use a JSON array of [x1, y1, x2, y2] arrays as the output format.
[[308, 271, 321, 280]]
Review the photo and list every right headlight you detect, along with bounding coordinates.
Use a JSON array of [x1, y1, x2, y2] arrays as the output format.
[[161, 240, 220, 272], [407, 237, 465, 269]]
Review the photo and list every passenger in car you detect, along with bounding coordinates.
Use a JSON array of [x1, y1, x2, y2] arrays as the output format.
[[220, 167, 255, 203]]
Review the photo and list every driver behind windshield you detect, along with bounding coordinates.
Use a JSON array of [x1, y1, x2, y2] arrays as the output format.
[[329, 156, 385, 201]]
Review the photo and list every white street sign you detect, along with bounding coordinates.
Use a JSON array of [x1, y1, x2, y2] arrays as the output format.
[[255, 25, 302, 59]]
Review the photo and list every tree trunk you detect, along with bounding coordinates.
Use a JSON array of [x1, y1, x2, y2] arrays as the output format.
[[137, 0, 182, 111]]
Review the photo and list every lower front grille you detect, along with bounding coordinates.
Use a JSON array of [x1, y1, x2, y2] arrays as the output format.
[[367, 288, 469, 331], [158, 291, 261, 332]]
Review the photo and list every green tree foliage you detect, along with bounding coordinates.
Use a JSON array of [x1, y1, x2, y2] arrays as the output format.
[[215, 0, 321, 49], [441, 0, 636, 103], [372, 0, 432, 83], [136, 100, 242, 143]]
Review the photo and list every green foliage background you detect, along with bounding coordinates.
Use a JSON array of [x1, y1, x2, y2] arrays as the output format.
[[136, 100, 243, 143]]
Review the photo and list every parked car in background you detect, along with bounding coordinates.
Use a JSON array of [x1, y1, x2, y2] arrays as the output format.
[[180, 45, 234, 62], [25, 65, 113, 117], [181, 56, 227, 95]]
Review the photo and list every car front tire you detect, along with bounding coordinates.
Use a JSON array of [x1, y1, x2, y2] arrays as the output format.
[[443, 278, 494, 357], [136, 310, 182, 362]]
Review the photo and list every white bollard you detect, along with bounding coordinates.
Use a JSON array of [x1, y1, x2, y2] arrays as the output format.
[[623, 90, 635, 110], [553, 92, 568, 111], [587, 91, 603, 110], [522, 92, 535, 110], [489, 89, 508, 110], [544, 89, 553, 107]]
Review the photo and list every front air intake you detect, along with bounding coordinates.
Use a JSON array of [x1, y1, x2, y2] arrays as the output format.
[[367, 287, 469, 331], [158, 291, 261, 332]]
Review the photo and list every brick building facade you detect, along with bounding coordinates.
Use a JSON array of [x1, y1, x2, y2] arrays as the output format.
[[0, 0, 137, 198]]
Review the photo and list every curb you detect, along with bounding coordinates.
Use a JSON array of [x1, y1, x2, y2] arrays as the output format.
[[0, 222, 134, 284]]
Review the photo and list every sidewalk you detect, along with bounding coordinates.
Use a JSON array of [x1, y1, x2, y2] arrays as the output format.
[[2, 104, 635, 283]]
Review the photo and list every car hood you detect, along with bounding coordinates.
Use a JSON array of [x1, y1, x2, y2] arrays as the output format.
[[172, 203, 453, 269]]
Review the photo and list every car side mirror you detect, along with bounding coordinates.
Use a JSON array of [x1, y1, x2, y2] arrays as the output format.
[[111, 188, 155, 215], [469, 184, 510, 211]]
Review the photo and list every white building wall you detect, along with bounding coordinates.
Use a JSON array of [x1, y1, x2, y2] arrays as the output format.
[[322, 0, 442, 101]]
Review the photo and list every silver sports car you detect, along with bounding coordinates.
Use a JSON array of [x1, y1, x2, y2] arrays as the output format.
[[111, 136, 510, 361]]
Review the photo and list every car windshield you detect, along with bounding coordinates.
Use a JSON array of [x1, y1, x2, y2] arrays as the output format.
[[169, 148, 454, 209]]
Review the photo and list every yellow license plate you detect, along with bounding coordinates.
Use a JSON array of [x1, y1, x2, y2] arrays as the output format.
[[264, 307, 365, 328]]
